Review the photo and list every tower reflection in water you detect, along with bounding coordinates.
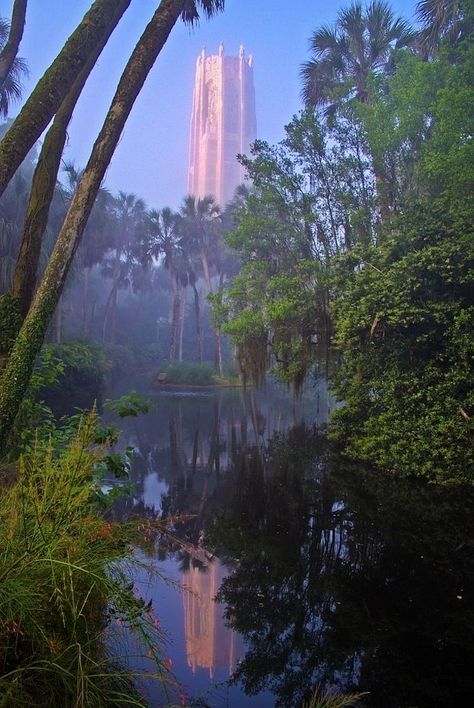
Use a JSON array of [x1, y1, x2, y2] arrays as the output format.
[[183, 559, 243, 679]]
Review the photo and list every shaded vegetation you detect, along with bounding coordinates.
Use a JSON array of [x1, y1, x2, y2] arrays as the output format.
[[0, 409, 173, 706]]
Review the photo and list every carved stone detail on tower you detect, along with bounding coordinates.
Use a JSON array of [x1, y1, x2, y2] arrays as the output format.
[[187, 46, 257, 207]]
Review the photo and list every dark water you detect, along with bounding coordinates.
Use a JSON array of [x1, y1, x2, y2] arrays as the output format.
[[112, 384, 473, 708]]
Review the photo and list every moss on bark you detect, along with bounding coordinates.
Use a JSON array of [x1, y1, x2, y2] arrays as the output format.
[[0, 0, 131, 198], [11, 1, 130, 319], [0, 0, 186, 455]]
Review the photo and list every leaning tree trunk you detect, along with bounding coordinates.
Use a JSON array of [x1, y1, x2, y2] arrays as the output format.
[[10, 1, 129, 322], [0, 0, 27, 87], [0, 0, 132, 199], [0, 0, 188, 455]]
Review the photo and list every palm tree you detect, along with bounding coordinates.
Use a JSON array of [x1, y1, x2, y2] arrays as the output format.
[[0, 0, 27, 91], [301, 1, 415, 109], [0, 15, 28, 118], [301, 2, 414, 221], [0, 0, 133, 198], [9, 11, 122, 324], [416, 1, 469, 53], [102, 191, 145, 343], [139, 207, 190, 362], [0, 0, 226, 454], [180, 194, 224, 374]]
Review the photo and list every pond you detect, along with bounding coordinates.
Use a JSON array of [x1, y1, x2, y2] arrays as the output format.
[[111, 383, 473, 707]]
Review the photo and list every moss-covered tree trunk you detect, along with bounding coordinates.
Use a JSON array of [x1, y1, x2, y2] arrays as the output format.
[[10, 0, 129, 322], [0, 0, 187, 455], [0, 0, 132, 199], [0, 0, 27, 86]]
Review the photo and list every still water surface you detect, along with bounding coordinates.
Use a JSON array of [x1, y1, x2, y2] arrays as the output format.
[[112, 384, 473, 707]]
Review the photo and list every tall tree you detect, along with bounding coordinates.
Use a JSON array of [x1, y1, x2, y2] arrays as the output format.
[[180, 194, 224, 375], [0, 0, 226, 455], [8, 0, 129, 325], [0, 0, 27, 89], [301, 1, 415, 220], [139, 206, 189, 362], [301, 1, 415, 109], [0, 0, 133, 198], [102, 191, 145, 343]]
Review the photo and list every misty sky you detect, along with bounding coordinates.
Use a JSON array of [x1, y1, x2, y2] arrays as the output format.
[[8, 0, 417, 209]]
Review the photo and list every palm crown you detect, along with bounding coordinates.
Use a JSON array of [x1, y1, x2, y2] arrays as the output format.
[[301, 1, 415, 109]]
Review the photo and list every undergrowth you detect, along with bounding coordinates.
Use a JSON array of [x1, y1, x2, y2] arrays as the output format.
[[0, 409, 174, 706]]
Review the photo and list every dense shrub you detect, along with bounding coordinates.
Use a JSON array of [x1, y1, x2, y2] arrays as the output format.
[[330, 199, 474, 483], [40, 342, 108, 416], [157, 361, 216, 386]]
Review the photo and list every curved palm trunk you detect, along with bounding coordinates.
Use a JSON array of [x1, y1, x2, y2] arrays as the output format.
[[0, 0, 132, 199], [0, 0, 27, 87], [0, 0, 187, 454], [10, 2, 127, 321]]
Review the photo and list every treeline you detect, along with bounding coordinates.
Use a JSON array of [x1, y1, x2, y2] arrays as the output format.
[[0, 148, 236, 371], [0, 0, 227, 455], [214, 0, 474, 482]]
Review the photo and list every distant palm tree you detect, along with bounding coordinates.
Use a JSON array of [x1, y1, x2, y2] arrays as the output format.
[[0, 0, 227, 453], [103, 191, 145, 343], [301, 1, 415, 110], [180, 194, 224, 374], [0, 16, 28, 117], [139, 206, 187, 361]]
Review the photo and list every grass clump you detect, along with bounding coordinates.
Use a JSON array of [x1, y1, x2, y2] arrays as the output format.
[[0, 410, 172, 706], [304, 686, 368, 707]]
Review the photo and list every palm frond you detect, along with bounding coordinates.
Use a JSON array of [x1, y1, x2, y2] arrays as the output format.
[[180, 0, 225, 26]]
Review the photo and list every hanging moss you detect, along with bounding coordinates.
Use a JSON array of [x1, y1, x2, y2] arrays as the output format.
[[0, 292, 22, 352]]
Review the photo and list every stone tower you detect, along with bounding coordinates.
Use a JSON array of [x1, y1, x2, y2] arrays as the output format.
[[187, 44, 257, 207]]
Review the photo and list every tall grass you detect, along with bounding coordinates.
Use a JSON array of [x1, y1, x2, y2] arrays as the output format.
[[0, 411, 172, 706], [304, 686, 368, 708]]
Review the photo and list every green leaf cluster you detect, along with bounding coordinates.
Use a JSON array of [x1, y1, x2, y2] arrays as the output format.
[[330, 198, 474, 481]]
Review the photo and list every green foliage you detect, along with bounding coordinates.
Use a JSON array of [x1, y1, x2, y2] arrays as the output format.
[[39, 342, 108, 416], [219, 19, 474, 482], [0, 411, 172, 705], [104, 391, 153, 418], [103, 343, 136, 379], [131, 342, 164, 369], [6, 346, 65, 458], [157, 361, 216, 386], [330, 198, 474, 481]]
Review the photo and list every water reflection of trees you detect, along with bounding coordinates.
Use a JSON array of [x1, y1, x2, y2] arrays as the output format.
[[207, 427, 473, 708], [119, 391, 473, 707]]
